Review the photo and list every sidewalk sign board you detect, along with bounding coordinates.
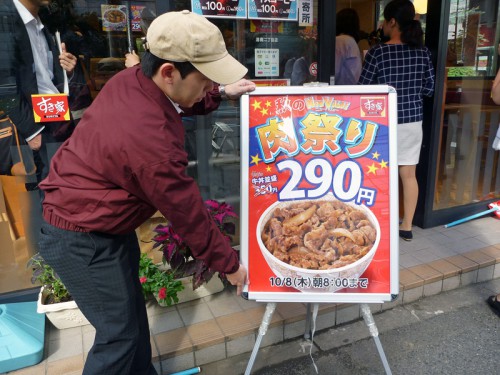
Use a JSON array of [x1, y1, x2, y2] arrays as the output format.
[[240, 85, 399, 304]]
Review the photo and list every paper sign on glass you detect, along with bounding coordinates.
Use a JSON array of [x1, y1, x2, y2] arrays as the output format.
[[191, 0, 247, 19], [248, 0, 298, 21]]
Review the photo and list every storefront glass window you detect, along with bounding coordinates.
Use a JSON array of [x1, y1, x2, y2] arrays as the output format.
[[434, 0, 500, 210], [185, 1, 319, 245], [0, 0, 319, 296]]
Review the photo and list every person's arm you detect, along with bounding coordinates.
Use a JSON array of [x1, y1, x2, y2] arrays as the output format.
[[1, 10, 42, 142], [492, 68, 500, 105], [358, 47, 378, 85], [135, 148, 247, 293], [182, 79, 256, 115], [422, 49, 435, 97]]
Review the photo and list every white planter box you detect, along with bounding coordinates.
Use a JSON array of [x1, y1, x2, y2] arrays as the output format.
[[36, 288, 90, 329], [177, 275, 225, 303], [155, 275, 225, 306]]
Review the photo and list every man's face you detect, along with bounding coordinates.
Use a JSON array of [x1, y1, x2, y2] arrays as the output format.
[[169, 69, 215, 108]]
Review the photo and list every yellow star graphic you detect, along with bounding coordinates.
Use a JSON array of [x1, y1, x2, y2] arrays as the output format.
[[265, 100, 272, 107], [379, 159, 388, 168], [252, 100, 262, 111], [251, 154, 262, 166], [260, 108, 269, 116], [266, 165, 272, 172], [367, 163, 379, 175], [372, 151, 380, 160]]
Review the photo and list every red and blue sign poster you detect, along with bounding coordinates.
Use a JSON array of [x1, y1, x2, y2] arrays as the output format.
[[240, 86, 399, 303]]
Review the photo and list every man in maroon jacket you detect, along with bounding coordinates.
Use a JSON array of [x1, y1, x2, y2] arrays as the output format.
[[38, 10, 254, 375]]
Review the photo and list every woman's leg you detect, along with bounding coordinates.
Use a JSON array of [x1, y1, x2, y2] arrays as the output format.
[[399, 164, 418, 232]]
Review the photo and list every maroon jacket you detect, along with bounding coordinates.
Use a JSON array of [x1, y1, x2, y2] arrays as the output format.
[[40, 66, 239, 274]]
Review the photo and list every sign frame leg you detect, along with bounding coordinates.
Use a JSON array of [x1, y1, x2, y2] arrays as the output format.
[[360, 303, 392, 375], [244, 302, 277, 375]]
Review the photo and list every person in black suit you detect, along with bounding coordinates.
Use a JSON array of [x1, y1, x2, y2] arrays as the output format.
[[0, 0, 77, 247]]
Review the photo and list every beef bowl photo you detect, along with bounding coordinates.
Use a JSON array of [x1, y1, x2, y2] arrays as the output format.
[[257, 194, 380, 293]]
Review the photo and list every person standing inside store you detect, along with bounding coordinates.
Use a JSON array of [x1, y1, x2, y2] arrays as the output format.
[[486, 66, 500, 317], [358, 0, 435, 241], [3, 0, 77, 182], [334, 8, 362, 85], [38, 10, 254, 374], [0, 0, 78, 249]]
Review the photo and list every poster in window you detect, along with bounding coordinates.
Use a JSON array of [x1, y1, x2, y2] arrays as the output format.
[[130, 5, 146, 32], [248, 0, 298, 21], [255, 48, 280, 77], [240, 86, 399, 303], [101, 5, 128, 32], [298, 0, 312, 26], [191, 0, 247, 19]]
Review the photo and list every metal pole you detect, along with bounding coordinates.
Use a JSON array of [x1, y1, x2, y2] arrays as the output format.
[[360, 304, 392, 375], [244, 302, 277, 375], [124, 1, 133, 53], [304, 303, 312, 339]]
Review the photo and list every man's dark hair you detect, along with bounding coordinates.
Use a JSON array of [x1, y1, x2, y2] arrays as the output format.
[[141, 51, 197, 78]]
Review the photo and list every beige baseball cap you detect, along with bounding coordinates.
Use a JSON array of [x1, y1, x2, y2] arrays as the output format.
[[144, 10, 247, 85]]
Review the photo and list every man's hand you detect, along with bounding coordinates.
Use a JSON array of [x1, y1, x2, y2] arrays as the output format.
[[28, 133, 42, 151], [59, 42, 77, 74], [223, 79, 256, 100], [226, 264, 248, 296], [125, 51, 141, 68]]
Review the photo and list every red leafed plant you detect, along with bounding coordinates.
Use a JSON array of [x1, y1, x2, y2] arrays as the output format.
[[152, 200, 238, 290]]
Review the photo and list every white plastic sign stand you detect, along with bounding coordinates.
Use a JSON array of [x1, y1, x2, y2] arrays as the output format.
[[240, 86, 399, 374]]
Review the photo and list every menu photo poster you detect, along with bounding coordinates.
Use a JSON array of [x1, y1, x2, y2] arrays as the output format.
[[130, 5, 146, 32], [248, 0, 298, 21], [240, 85, 400, 304], [191, 0, 247, 19], [101, 4, 128, 32]]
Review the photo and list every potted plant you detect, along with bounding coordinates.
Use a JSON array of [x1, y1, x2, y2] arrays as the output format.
[[27, 251, 186, 328], [152, 199, 238, 300], [27, 253, 90, 329], [138, 252, 184, 307]]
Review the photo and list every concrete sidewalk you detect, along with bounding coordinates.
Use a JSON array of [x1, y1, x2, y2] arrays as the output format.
[[5, 215, 500, 375], [251, 277, 500, 374]]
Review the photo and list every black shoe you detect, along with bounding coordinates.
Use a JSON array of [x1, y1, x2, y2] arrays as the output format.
[[486, 295, 500, 317], [399, 230, 413, 241]]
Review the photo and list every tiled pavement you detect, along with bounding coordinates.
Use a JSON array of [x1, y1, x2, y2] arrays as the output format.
[[5, 216, 500, 375]]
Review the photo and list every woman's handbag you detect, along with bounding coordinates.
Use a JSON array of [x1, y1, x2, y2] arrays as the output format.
[[0, 113, 34, 239]]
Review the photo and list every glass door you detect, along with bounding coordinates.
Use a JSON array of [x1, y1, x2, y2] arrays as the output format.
[[434, 0, 500, 210]]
